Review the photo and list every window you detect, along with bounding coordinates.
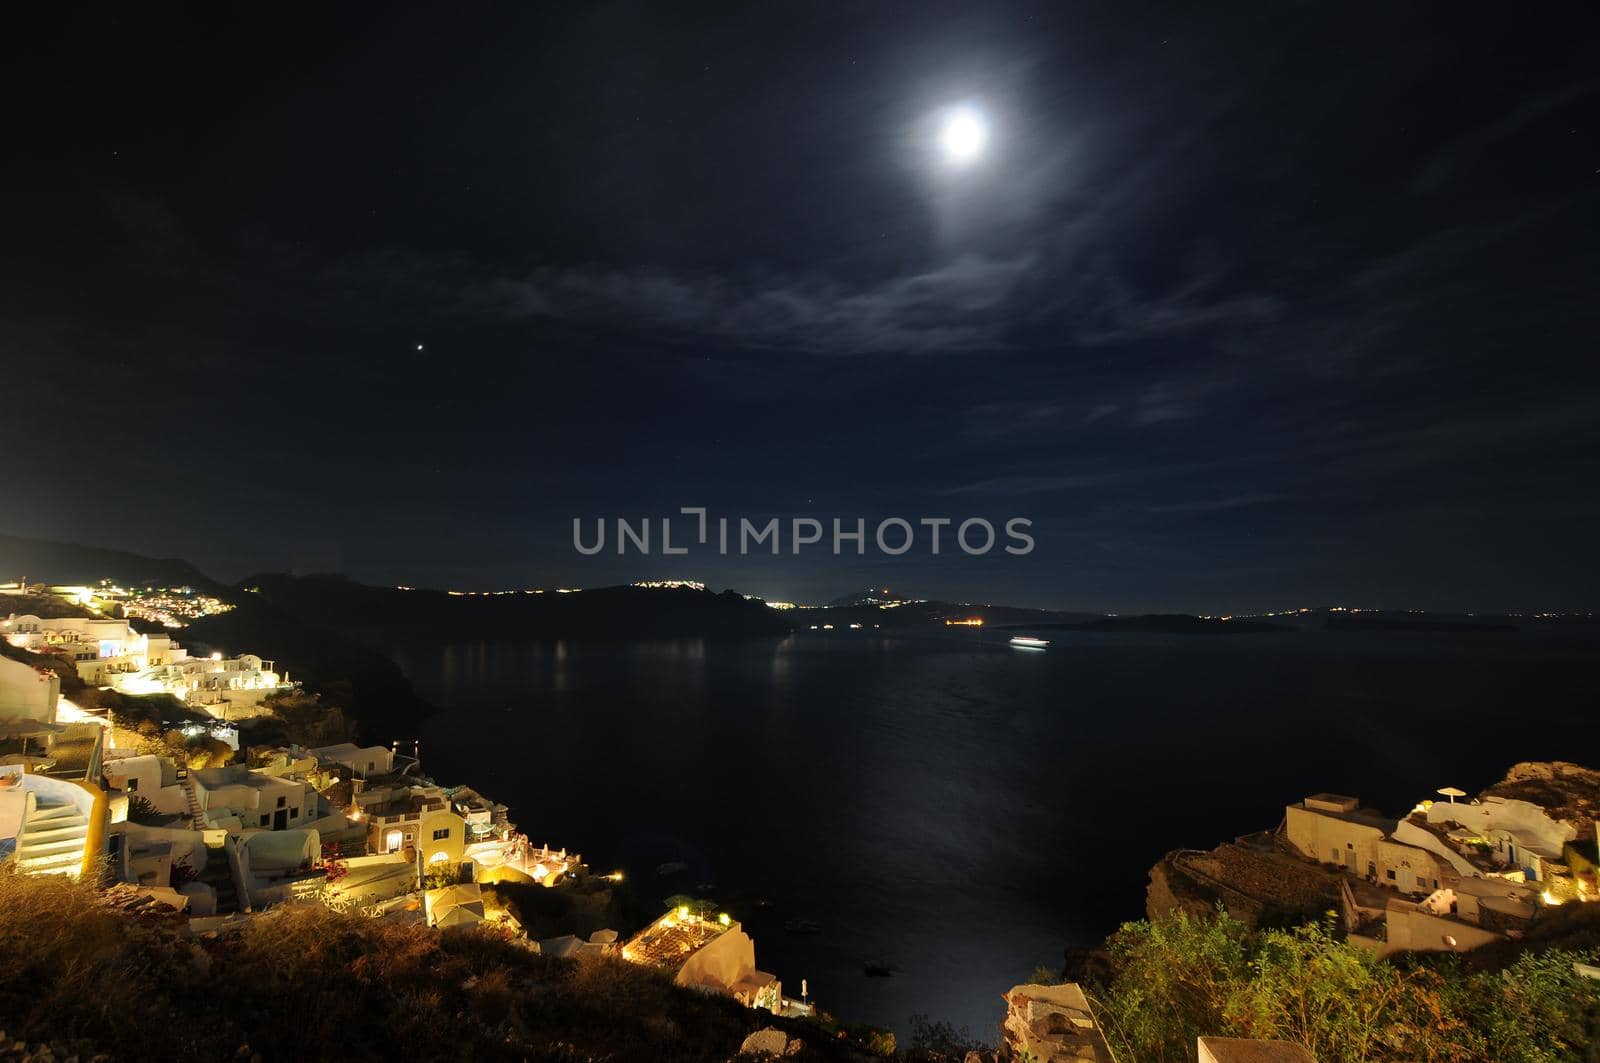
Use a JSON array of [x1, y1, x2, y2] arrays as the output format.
[[277, 796, 287, 808], [260, 815, 270, 827], [385, 829, 404, 853], [432, 828, 451, 841], [1386, 869, 1396, 880], [126, 778, 140, 793], [428, 850, 450, 863], [289, 807, 299, 819]]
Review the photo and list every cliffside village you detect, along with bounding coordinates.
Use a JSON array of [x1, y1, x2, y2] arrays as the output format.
[[2, 581, 1597, 1062], [1144, 762, 1600, 961], [996, 760, 1600, 1063], [0, 582, 798, 1022]]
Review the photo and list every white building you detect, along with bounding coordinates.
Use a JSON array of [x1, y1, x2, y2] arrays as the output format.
[[1425, 796, 1575, 882], [2, 614, 186, 684], [191, 765, 315, 833], [1284, 794, 1455, 895], [102, 752, 190, 818], [113, 653, 287, 720], [0, 766, 107, 879], [621, 908, 781, 1012], [0, 654, 59, 727], [310, 742, 395, 778]]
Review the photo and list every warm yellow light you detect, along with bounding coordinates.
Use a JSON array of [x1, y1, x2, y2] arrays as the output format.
[[677, 905, 690, 919], [718, 912, 731, 927], [1543, 890, 1564, 906]]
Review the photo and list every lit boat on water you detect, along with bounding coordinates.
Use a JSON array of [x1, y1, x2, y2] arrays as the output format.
[[1009, 636, 1050, 649]]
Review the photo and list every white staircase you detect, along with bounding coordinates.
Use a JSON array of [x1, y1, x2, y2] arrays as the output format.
[[15, 797, 89, 877]]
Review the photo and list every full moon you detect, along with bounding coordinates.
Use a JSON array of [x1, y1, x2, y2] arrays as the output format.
[[940, 108, 987, 163]]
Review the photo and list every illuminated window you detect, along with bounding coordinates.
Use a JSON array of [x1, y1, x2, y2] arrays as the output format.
[[428, 850, 449, 863], [385, 829, 404, 853]]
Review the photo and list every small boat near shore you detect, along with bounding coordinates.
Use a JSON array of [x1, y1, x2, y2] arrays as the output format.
[[1009, 636, 1050, 649]]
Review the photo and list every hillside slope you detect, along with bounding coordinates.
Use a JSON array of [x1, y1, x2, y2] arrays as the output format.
[[0, 870, 872, 1063]]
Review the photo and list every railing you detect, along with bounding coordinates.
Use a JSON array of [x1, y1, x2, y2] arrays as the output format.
[[4, 770, 107, 882], [71, 780, 108, 882]]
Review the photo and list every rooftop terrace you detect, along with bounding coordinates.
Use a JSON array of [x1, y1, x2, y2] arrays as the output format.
[[620, 909, 731, 971]]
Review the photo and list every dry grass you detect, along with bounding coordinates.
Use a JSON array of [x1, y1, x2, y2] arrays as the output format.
[[0, 869, 859, 1062]]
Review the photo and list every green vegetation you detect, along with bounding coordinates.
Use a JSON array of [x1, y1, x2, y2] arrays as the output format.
[[1091, 908, 1600, 1062], [423, 861, 474, 891], [106, 691, 208, 732], [483, 877, 634, 942], [122, 724, 234, 770], [124, 794, 168, 827], [663, 894, 721, 920], [1026, 964, 1061, 985], [904, 1013, 980, 1057], [241, 689, 356, 748]]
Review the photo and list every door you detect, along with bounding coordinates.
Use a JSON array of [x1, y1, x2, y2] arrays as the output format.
[[273, 808, 288, 830]]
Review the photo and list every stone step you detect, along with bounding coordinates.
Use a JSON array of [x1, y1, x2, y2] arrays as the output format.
[[17, 850, 81, 873], [21, 816, 87, 837], [18, 834, 87, 857], [18, 835, 88, 858]]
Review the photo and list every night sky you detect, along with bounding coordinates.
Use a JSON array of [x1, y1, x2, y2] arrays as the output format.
[[6, 3, 1598, 612]]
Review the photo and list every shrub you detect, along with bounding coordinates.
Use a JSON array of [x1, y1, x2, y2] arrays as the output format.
[[169, 856, 199, 890], [1092, 908, 1600, 1062], [0, 868, 854, 1062], [125, 794, 166, 826]]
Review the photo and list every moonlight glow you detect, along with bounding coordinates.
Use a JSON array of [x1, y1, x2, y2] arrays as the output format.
[[940, 108, 988, 163]]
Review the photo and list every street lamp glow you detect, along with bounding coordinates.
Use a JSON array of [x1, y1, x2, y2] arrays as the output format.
[[940, 108, 987, 164]]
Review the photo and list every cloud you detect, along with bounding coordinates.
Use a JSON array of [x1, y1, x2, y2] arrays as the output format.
[[485, 254, 1034, 354], [1411, 81, 1594, 193], [1071, 261, 1281, 347]]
